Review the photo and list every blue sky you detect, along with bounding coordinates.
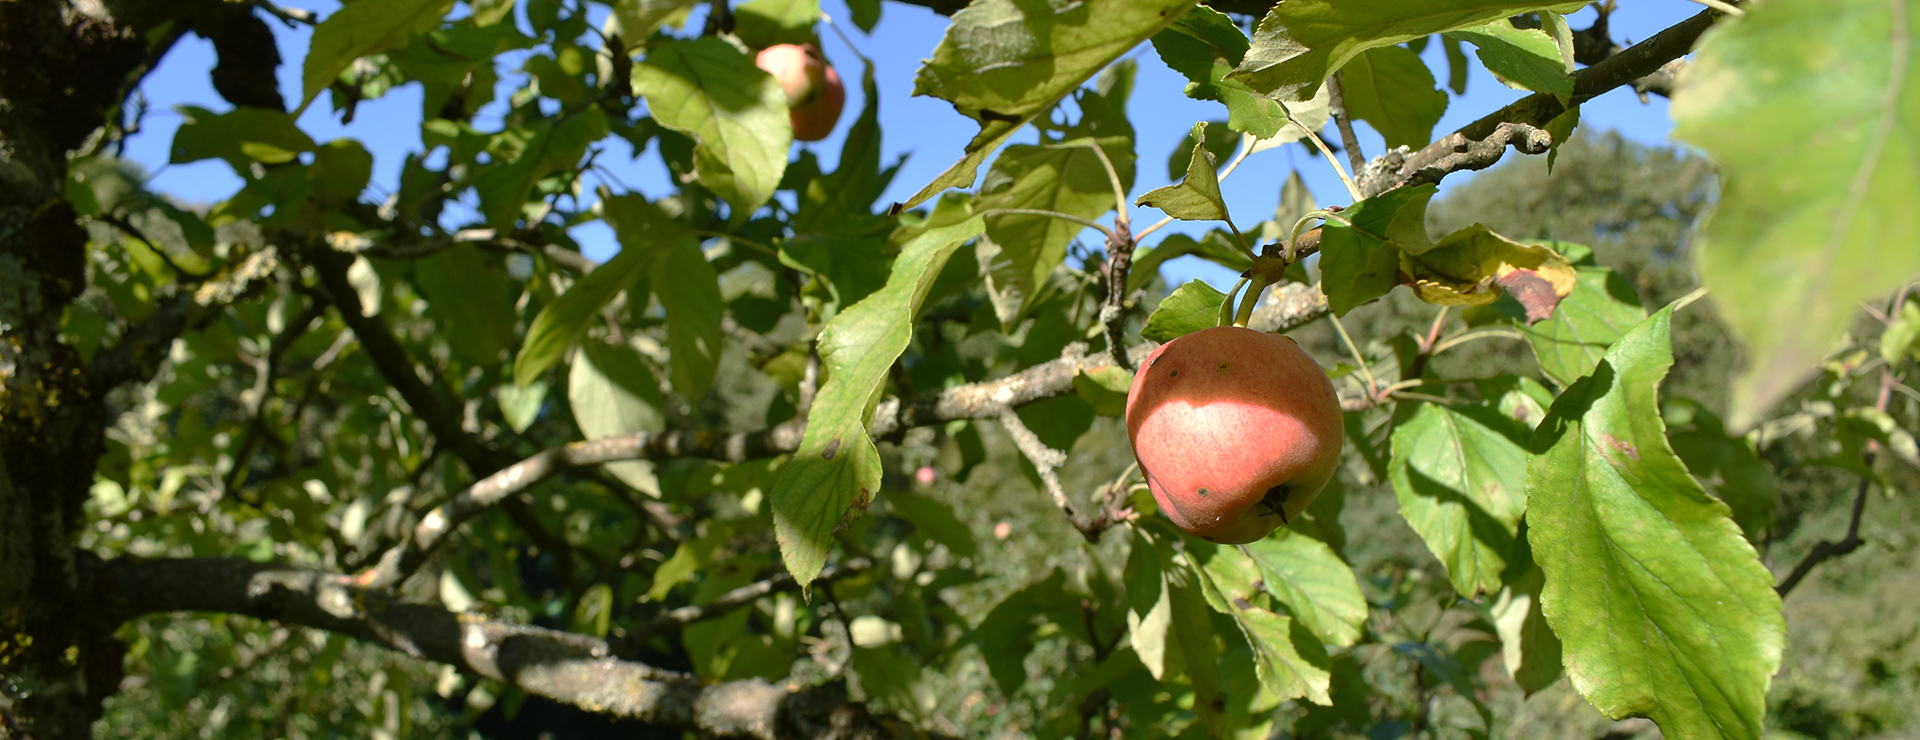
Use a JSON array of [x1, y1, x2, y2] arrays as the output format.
[[119, 0, 1701, 290]]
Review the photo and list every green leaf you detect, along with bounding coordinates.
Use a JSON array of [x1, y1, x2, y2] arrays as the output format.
[[973, 569, 1081, 694], [1528, 305, 1785, 738], [1150, 8, 1293, 138], [1317, 183, 1436, 315], [1445, 20, 1574, 97], [632, 38, 791, 224], [770, 216, 984, 586], [1881, 300, 1920, 364], [1401, 223, 1577, 322], [310, 139, 373, 202], [1490, 563, 1564, 696], [609, 0, 700, 41], [976, 136, 1134, 326], [1166, 559, 1227, 735], [886, 493, 978, 559], [572, 584, 614, 638], [1442, 34, 1471, 94], [1388, 403, 1528, 598], [1136, 122, 1230, 221], [414, 244, 520, 367], [498, 382, 548, 433], [796, 61, 888, 234], [169, 106, 316, 168], [1336, 45, 1447, 150], [1242, 529, 1366, 648], [1516, 266, 1645, 387], [1129, 230, 1252, 293], [1671, 0, 1920, 430], [781, 228, 892, 320], [514, 194, 681, 387], [1189, 543, 1332, 705], [474, 108, 610, 229], [302, 0, 454, 112], [734, 0, 820, 49], [1141, 280, 1227, 344], [846, 0, 880, 31], [569, 340, 666, 496], [1230, 0, 1584, 101], [1073, 363, 1133, 417], [1663, 398, 1779, 542], [1475, 374, 1554, 431], [650, 240, 723, 400], [1153, 5, 1249, 71], [1163, 121, 1237, 183], [1125, 529, 1176, 679], [902, 0, 1196, 207], [1839, 406, 1920, 470]]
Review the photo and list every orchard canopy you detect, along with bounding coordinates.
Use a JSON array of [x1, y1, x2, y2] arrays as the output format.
[[2, 0, 1917, 739]]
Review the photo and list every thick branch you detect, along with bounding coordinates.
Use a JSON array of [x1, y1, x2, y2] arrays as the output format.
[[308, 245, 506, 473], [93, 557, 930, 740], [1356, 8, 1723, 198]]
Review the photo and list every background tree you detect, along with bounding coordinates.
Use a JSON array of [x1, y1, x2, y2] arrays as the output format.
[[2, 1, 1916, 739]]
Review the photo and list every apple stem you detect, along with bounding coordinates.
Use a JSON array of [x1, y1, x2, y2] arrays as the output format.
[[1218, 277, 1251, 328], [1233, 275, 1271, 328]]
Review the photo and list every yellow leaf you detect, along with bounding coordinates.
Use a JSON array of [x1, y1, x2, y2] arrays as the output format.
[[1401, 224, 1575, 322]]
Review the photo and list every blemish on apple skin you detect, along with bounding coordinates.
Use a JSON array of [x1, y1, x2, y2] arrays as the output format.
[[1197, 487, 1209, 498], [1167, 369, 1180, 378], [1216, 362, 1231, 374]]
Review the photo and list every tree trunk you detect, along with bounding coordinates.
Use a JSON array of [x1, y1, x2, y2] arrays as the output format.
[[1, 3, 148, 737]]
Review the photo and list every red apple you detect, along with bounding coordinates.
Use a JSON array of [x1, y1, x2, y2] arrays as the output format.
[[754, 43, 845, 142], [1125, 326, 1344, 544]]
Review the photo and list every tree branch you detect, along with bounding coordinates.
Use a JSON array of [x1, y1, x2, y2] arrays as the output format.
[[1356, 8, 1725, 198], [1101, 220, 1138, 372], [92, 557, 937, 740], [307, 244, 508, 474], [353, 248, 1332, 587]]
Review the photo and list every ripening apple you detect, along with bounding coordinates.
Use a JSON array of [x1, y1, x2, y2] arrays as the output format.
[[754, 43, 845, 142], [1125, 326, 1344, 544]]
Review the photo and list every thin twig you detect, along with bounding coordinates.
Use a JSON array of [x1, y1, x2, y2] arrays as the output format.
[[1397, 307, 1452, 388], [1101, 219, 1138, 371], [1778, 288, 1906, 596], [997, 407, 1128, 542], [252, 0, 318, 27], [1683, 0, 1745, 16], [1326, 75, 1367, 176], [615, 558, 871, 655]]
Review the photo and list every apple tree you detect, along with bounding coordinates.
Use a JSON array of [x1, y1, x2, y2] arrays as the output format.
[[1, 0, 1915, 738]]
